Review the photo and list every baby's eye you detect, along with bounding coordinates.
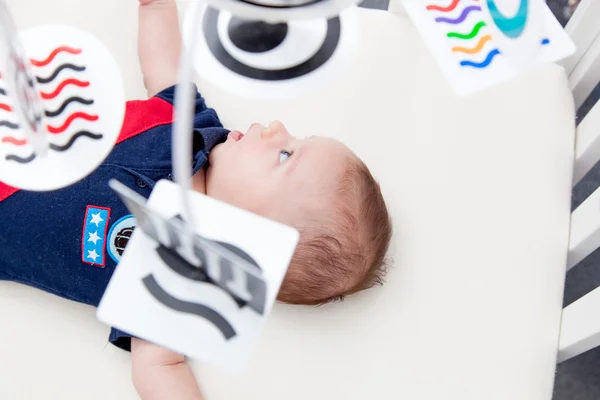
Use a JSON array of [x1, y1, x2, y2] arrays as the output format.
[[279, 150, 292, 164]]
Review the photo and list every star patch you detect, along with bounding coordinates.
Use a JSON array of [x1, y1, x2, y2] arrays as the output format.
[[82, 205, 111, 267]]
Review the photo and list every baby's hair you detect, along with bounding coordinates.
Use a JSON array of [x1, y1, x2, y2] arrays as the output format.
[[278, 155, 392, 305]]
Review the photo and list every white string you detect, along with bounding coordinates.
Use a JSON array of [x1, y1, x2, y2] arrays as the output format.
[[170, 2, 266, 280], [172, 1, 204, 242], [0, 0, 48, 156]]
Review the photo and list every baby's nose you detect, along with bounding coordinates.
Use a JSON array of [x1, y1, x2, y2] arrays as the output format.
[[248, 123, 266, 136], [261, 121, 287, 139]]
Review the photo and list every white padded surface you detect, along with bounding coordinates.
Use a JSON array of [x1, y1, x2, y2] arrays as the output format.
[[0, 1, 575, 399]]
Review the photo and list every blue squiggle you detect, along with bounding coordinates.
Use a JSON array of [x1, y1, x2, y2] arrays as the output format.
[[460, 48, 501, 68], [435, 5, 481, 24], [541, 38, 550, 45]]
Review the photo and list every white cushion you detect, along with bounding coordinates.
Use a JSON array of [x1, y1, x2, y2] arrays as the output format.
[[0, 2, 575, 399]]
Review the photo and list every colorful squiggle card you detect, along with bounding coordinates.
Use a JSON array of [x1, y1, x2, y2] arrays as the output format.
[[401, 0, 575, 95]]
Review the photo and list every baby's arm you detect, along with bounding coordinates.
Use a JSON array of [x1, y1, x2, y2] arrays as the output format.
[[131, 338, 204, 400], [139, 0, 211, 191], [138, 0, 181, 97]]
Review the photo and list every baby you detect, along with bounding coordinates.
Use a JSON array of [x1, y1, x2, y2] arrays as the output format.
[[0, 0, 391, 398], [208, 121, 392, 305]]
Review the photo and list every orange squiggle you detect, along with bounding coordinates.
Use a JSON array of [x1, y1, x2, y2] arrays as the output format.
[[452, 34, 492, 54]]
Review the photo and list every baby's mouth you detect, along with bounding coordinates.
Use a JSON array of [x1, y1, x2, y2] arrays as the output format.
[[228, 131, 244, 142]]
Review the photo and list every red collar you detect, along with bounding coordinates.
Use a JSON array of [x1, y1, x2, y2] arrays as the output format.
[[0, 96, 174, 202]]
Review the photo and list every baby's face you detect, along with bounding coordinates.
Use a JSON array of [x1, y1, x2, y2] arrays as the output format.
[[206, 121, 351, 225]]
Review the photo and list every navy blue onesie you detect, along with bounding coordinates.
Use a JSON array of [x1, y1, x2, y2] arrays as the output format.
[[0, 85, 229, 351]]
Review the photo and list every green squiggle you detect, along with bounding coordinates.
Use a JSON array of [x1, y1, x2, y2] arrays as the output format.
[[447, 21, 486, 40]]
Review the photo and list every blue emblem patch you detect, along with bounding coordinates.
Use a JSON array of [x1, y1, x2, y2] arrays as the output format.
[[107, 214, 136, 263]]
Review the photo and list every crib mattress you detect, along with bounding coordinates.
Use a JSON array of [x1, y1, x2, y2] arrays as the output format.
[[0, 1, 575, 399]]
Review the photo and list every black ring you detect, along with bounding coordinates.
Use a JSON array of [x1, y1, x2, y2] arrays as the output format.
[[203, 7, 340, 81]]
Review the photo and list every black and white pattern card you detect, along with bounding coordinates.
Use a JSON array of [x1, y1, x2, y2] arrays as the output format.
[[97, 180, 299, 370], [183, 4, 360, 99]]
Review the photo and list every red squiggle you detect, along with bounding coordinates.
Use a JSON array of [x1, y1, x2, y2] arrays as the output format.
[[40, 79, 89, 100], [426, 0, 466, 12], [47, 112, 98, 134], [30, 46, 82, 67], [1, 136, 27, 146], [0, 103, 11, 112]]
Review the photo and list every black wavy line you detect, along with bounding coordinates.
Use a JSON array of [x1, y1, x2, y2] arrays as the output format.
[[142, 274, 237, 340], [6, 153, 35, 164], [4, 131, 103, 164], [0, 88, 5, 96], [36, 63, 86, 84], [0, 121, 19, 129], [49, 130, 103, 152], [45, 96, 94, 118]]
